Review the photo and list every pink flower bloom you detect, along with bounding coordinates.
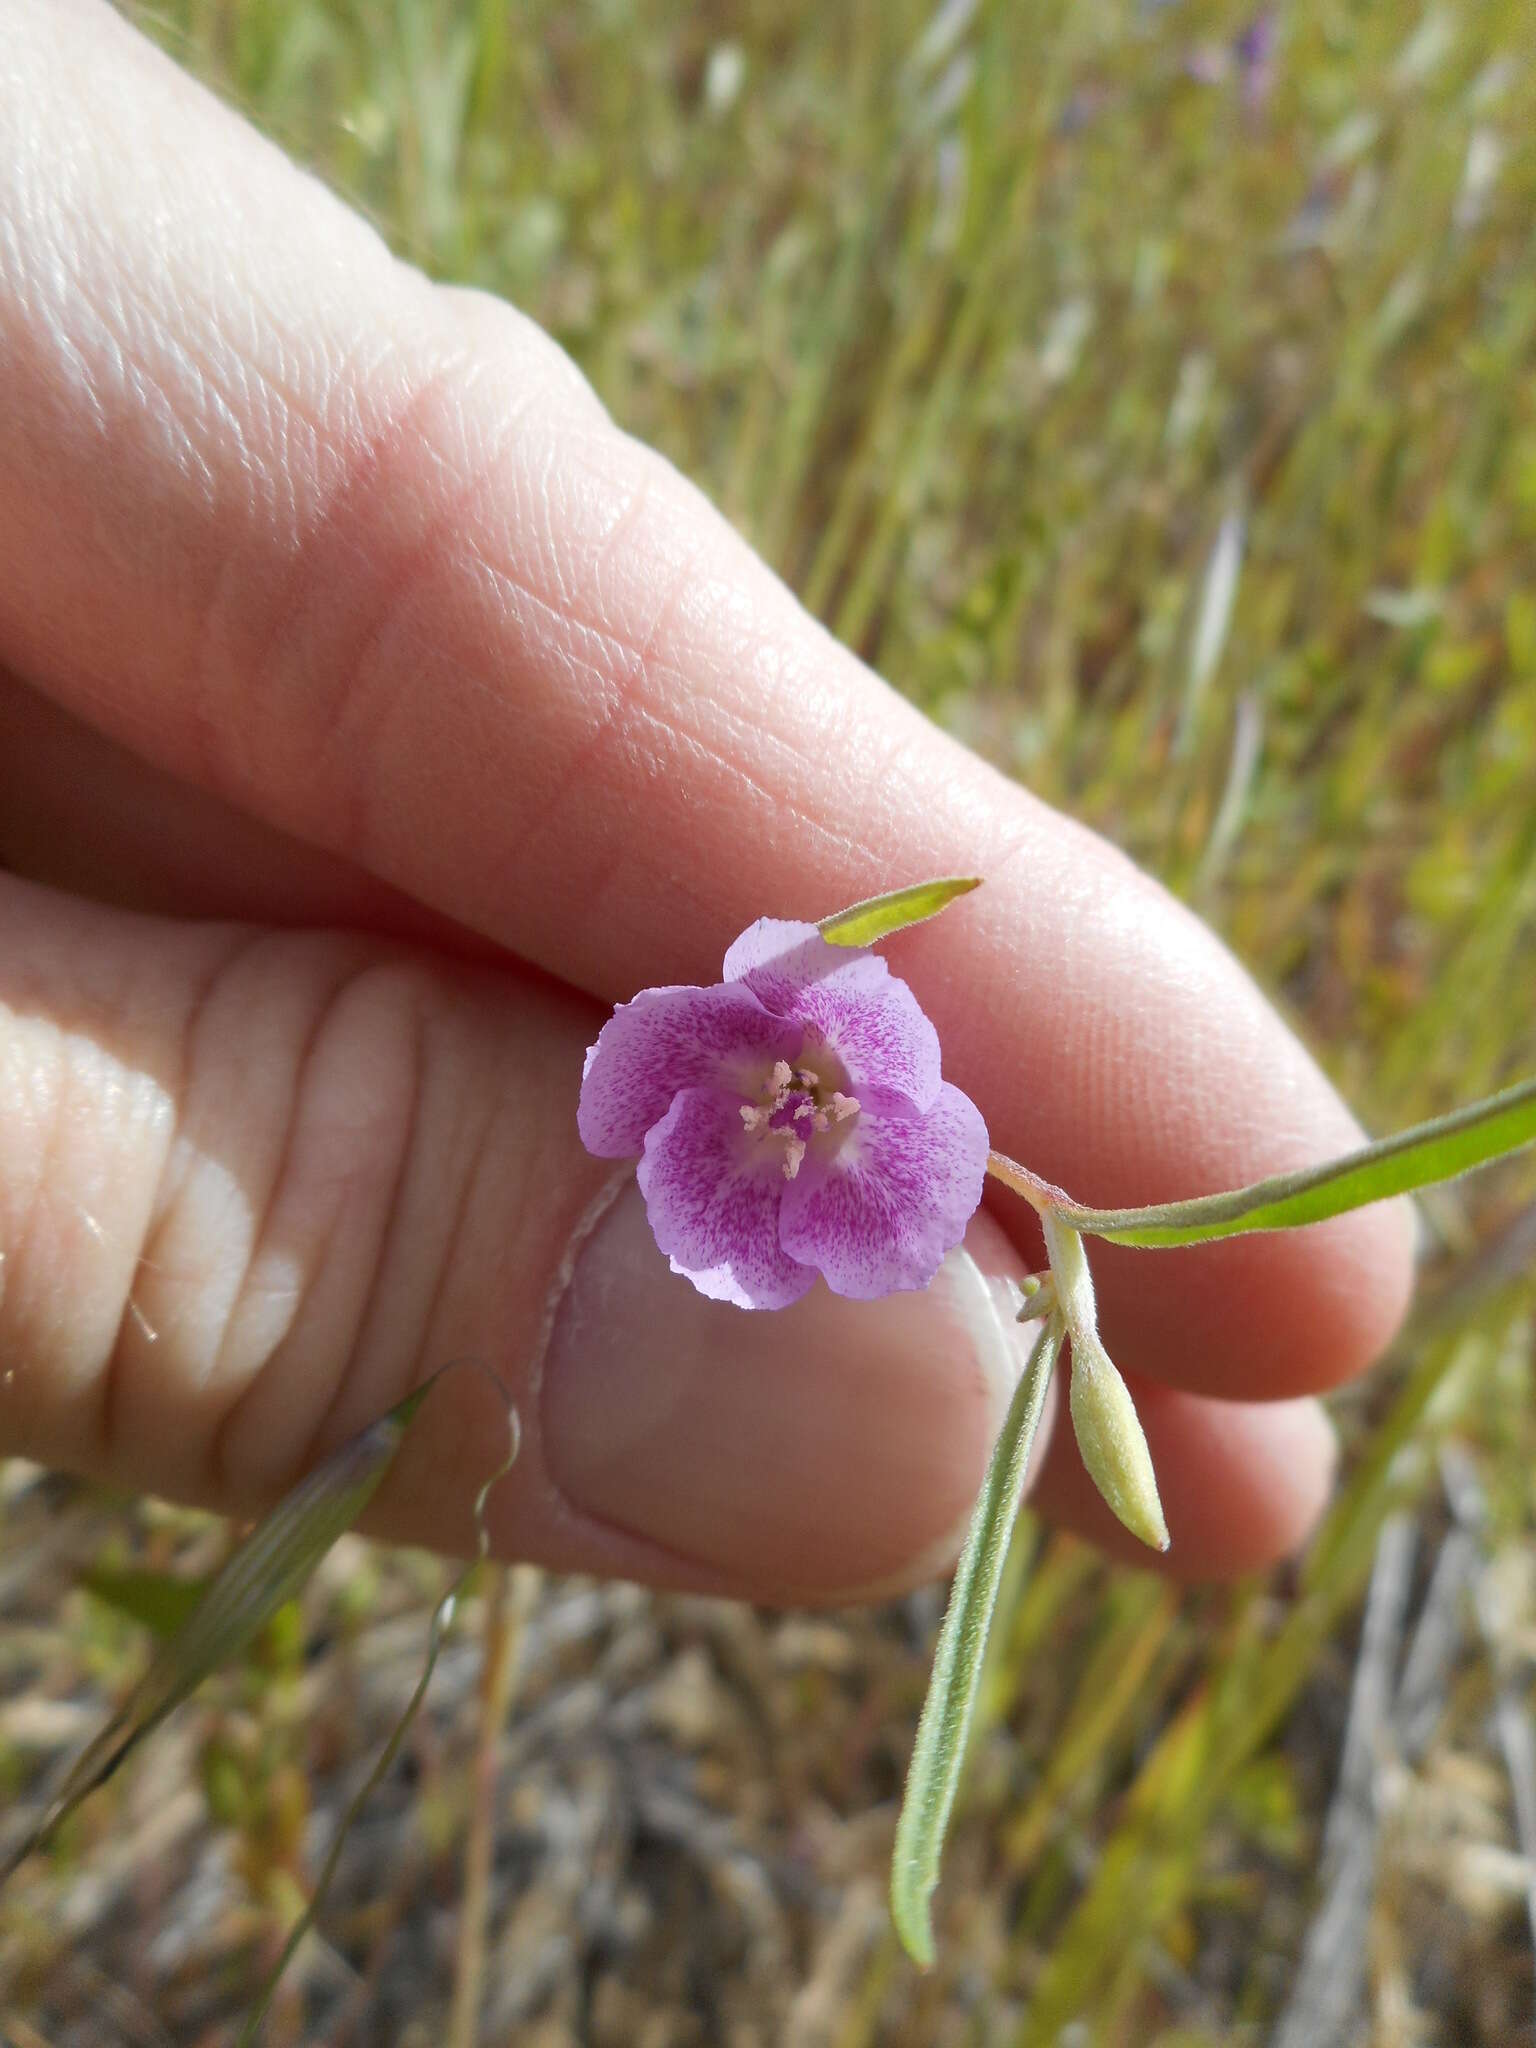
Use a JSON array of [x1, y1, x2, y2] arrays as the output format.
[[578, 919, 989, 1309]]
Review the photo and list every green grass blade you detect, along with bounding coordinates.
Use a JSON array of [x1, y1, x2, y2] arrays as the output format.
[[78, 1563, 210, 1640], [127, 1403, 420, 1718], [1056, 1076, 1536, 1248], [891, 1313, 1063, 1967], [2, 1378, 436, 1884], [818, 876, 981, 947]]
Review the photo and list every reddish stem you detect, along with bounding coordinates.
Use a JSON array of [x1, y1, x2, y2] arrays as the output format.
[[985, 1148, 1070, 1214]]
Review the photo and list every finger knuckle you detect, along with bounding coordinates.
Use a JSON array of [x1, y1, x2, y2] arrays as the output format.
[[112, 940, 431, 1499]]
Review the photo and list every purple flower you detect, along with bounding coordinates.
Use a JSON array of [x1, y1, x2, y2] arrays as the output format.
[[1235, 9, 1276, 112], [578, 919, 990, 1309]]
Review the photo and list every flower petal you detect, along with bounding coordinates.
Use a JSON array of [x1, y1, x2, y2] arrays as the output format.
[[722, 918, 942, 1111], [578, 982, 799, 1158], [778, 1083, 989, 1300], [638, 1086, 818, 1310], [721, 917, 829, 991]]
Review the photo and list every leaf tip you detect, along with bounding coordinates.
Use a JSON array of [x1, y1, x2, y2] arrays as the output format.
[[891, 1885, 937, 1970], [818, 875, 983, 947]]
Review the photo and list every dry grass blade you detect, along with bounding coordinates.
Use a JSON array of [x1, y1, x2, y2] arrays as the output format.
[[1493, 1695, 1536, 1986], [1273, 1515, 1415, 2048], [446, 1561, 542, 2048], [236, 1372, 521, 2045]]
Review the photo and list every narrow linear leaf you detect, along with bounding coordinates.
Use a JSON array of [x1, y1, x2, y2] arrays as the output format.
[[1054, 1075, 1536, 1249], [2, 1376, 436, 1884], [1177, 503, 1245, 751], [819, 875, 981, 948], [891, 1314, 1063, 1967], [78, 1563, 210, 1640]]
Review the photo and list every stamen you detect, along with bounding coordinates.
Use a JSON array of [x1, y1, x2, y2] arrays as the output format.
[[741, 1058, 857, 1171]]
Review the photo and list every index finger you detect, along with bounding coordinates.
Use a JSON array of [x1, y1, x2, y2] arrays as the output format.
[[0, 0, 1414, 1399]]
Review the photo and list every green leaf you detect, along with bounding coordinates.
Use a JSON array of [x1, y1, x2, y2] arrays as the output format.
[[818, 875, 981, 947], [891, 1313, 1063, 1967], [1055, 1076, 1536, 1249], [79, 1563, 209, 1640]]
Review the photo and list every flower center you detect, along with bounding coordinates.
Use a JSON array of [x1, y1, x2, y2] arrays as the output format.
[[738, 1057, 860, 1180]]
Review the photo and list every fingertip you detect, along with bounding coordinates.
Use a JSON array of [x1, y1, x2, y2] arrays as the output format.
[[536, 1189, 1053, 1604], [1281, 1189, 1418, 1390], [1095, 1186, 1417, 1405], [935, 840, 1421, 1407]]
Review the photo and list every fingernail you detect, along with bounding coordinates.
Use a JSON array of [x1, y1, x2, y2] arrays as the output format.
[[540, 1184, 1048, 1601]]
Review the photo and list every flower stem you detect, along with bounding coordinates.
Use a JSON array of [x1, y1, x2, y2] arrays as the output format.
[[984, 1147, 1067, 1213]]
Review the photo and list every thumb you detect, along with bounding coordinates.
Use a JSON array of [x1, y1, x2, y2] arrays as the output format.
[[0, 874, 1039, 1605]]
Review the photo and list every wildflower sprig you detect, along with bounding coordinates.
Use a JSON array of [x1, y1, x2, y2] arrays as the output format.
[[574, 872, 1536, 1967], [12, 877, 1528, 2008]]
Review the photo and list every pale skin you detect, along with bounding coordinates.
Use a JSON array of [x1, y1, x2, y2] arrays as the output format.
[[0, 0, 1414, 1604]]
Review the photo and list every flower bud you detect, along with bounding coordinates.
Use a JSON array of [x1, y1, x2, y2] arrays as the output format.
[[1066, 1329, 1170, 1553], [1042, 1211, 1169, 1552]]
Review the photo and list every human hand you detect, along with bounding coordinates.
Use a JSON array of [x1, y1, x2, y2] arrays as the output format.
[[0, 0, 1412, 1604]]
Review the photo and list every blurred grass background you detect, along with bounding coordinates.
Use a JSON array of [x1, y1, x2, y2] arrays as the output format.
[[3, 0, 1535, 2040]]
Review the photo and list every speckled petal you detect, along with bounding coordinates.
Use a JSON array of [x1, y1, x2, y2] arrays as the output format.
[[722, 918, 942, 1111], [638, 1086, 818, 1310], [578, 982, 800, 1158], [777, 1083, 989, 1300]]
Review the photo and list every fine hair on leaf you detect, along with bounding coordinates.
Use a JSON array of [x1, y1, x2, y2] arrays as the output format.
[[988, 1075, 1536, 1249], [817, 875, 981, 947], [890, 1313, 1062, 1966]]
